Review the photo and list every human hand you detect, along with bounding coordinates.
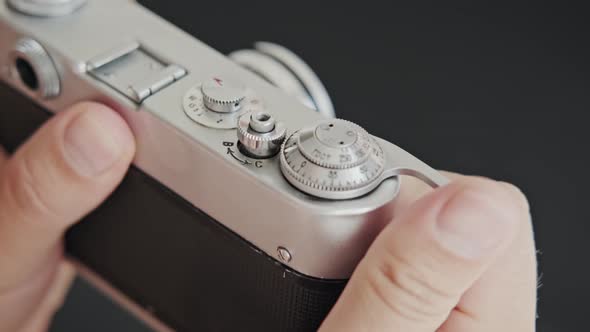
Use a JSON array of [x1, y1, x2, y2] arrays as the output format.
[[0, 103, 135, 332], [320, 174, 537, 332], [0, 101, 535, 332]]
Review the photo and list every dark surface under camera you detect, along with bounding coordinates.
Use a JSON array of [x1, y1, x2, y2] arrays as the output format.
[[46, 1, 590, 331]]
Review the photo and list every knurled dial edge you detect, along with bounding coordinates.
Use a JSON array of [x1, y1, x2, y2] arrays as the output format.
[[279, 119, 386, 199]]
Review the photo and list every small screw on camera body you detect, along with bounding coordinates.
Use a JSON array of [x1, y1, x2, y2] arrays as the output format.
[[277, 246, 292, 263]]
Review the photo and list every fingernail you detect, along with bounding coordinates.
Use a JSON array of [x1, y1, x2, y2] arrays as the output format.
[[63, 105, 132, 177], [435, 185, 515, 259]]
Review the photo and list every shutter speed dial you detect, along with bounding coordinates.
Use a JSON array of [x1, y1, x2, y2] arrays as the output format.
[[298, 121, 377, 169], [279, 119, 450, 200], [280, 119, 386, 200]]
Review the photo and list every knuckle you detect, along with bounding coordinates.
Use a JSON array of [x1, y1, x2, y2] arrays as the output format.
[[5, 155, 59, 222], [364, 246, 456, 322]]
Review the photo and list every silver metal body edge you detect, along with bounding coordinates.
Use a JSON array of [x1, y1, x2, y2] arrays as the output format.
[[0, 0, 402, 279]]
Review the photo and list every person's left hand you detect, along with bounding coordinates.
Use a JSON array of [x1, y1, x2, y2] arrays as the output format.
[[0, 102, 135, 332]]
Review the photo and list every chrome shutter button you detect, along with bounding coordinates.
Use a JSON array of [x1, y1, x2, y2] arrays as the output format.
[[237, 111, 286, 158]]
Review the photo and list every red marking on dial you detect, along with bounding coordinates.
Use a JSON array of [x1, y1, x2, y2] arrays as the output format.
[[213, 78, 223, 86]]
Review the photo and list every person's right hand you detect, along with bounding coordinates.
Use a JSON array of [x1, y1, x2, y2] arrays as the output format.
[[320, 174, 537, 332]]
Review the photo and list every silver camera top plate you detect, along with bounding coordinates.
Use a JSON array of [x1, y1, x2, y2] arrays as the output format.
[[0, 0, 446, 279]]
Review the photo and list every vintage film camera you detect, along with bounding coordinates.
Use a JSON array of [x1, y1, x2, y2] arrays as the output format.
[[0, 1, 447, 331]]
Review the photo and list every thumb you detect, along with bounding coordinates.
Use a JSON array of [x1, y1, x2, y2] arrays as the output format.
[[320, 177, 522, 332], [0, 102, 135, 295]]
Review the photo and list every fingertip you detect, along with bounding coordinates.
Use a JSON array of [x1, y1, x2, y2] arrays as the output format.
[[434, 178, 522, 260], [61, 102, 135, 178], [498, 181, 531, 215], [0, 102, 136, 226], [453, 177, 529, 224]]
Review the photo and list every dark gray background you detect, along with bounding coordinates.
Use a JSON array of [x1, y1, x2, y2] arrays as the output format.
[[51, 1, 588, 331]]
